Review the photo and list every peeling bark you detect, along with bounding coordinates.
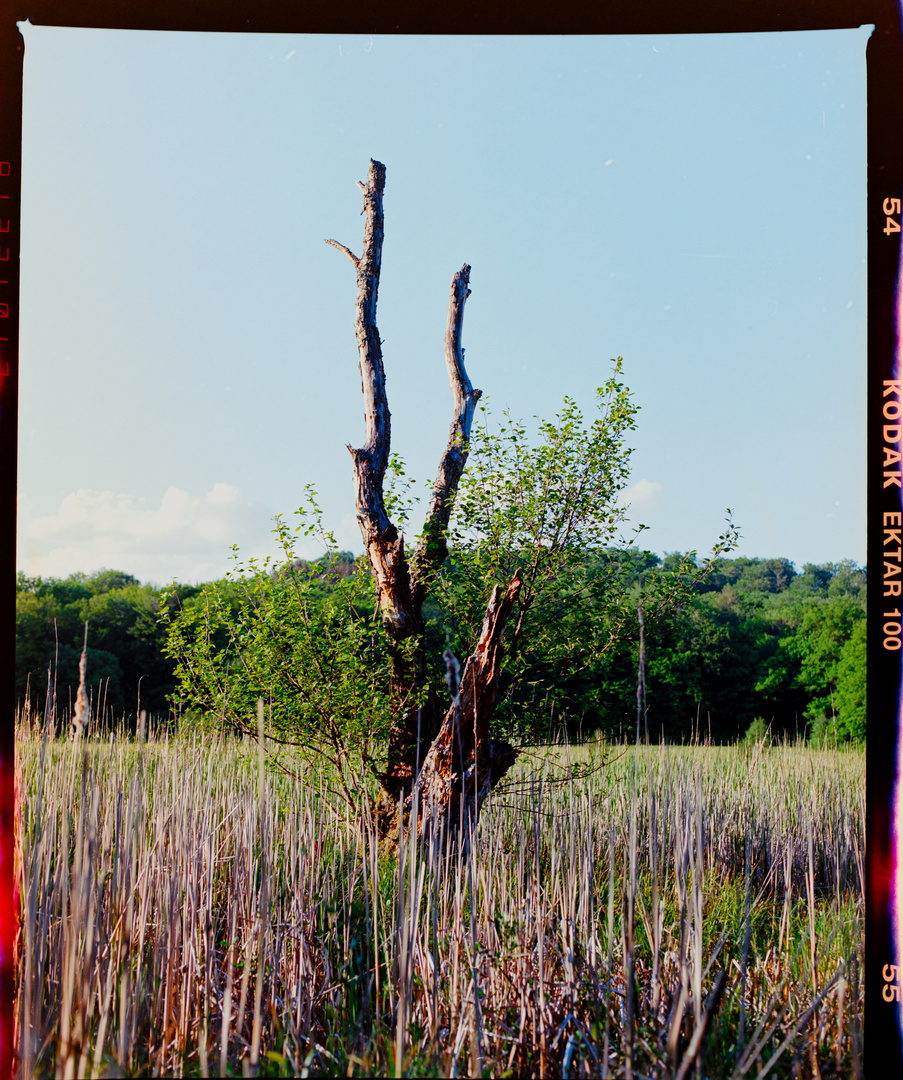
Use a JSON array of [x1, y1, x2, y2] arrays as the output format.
[[405, 572, 522, 841], [326, 160, 516, 838]]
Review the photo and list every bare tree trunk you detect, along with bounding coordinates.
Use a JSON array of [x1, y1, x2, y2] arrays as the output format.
[[326, 159, 515, 836], [327, 160, 423, 798]]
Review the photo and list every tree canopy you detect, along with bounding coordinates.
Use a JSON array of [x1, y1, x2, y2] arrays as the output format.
[[16, 550, 865, 748]]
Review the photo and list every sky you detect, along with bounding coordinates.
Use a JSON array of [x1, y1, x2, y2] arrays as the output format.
[[16, 26, 870, 585]]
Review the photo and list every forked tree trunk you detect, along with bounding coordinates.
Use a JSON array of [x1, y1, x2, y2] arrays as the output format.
[[326, 160, 519, 838]]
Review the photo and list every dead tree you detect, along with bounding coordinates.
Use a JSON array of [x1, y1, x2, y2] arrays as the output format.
[[326, 159, 519, 837]]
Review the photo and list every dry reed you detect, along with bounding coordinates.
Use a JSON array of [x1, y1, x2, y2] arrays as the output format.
[[14, 716, 863, 1078]]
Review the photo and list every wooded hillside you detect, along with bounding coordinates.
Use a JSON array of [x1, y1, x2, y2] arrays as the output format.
[[15, 553, 865, 745]]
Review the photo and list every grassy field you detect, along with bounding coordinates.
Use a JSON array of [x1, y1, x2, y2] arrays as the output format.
[[14, 723, 863, 1078]]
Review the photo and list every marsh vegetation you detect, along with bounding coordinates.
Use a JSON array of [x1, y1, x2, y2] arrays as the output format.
[[15, 719, 862, 1078]]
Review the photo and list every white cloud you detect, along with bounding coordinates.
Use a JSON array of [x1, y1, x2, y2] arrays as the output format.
[[17, 484, 288, 584], [618, 478, 664, 518]]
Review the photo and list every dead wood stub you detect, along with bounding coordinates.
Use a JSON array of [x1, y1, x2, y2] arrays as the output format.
[[407, 572, 522, 838]]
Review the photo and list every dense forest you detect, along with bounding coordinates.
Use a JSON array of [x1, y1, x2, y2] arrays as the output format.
[[15, 552, 865, 746]]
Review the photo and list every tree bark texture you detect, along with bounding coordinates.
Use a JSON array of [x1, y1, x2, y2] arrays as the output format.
[[326, 160, 516, 835], [408, 265, 482, 609], [406, 572, 522, 841], [326, 160, 414, 639]]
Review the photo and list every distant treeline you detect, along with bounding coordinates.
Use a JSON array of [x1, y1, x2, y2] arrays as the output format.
[[15, 553, 865, 744], [15, 569, 189, 724], [600, 554, 865, 745]]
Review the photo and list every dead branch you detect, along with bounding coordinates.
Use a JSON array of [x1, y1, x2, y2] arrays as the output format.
[[325, 159, 417, 640], [323, 238, 360, 268], [410, 264, 483, 604]]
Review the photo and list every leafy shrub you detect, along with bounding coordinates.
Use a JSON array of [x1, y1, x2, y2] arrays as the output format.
[[742, 715, 772, 746]]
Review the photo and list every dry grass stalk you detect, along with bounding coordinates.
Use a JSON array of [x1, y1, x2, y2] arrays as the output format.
[[14, 723, 863, 1078]]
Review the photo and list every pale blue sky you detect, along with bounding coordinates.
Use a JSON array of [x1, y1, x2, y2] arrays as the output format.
[[16, 26, 870, 583]]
